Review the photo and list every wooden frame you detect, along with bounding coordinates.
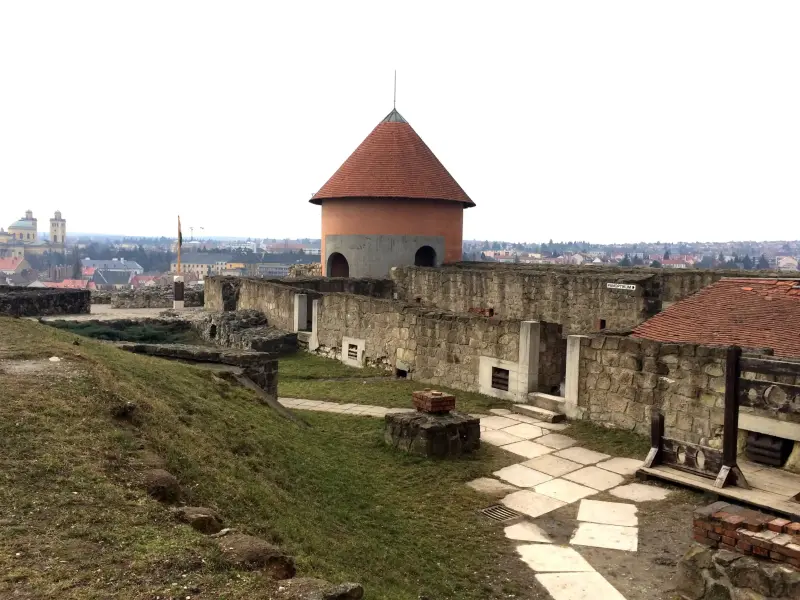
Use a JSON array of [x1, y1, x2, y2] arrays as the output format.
[[644, 346, 750, 489]]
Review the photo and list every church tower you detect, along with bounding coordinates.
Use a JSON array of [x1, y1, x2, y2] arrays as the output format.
[[50, 210, 66, 249]]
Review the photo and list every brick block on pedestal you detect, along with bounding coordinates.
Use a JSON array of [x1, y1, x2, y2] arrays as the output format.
[[412, 389, 456, 413]]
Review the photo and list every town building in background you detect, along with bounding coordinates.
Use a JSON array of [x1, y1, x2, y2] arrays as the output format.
[[0, 210, 66, 258]]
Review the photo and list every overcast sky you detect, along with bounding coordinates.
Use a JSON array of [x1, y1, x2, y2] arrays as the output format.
[[1, 1, 798, 244]]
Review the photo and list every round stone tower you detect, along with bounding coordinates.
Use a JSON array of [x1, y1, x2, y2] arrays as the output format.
[[311, 108, 474, 278]]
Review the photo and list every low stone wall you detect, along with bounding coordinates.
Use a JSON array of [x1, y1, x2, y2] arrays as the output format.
[[574, 335, 728, 444], [204, 277, 298, 331], [0, 287, 91, 317], [314, 293, 520, 392], [676, 501, 800, 599], [187, 310, 297, 355], [117, 342, 278, 401], [270, 276, 394, 298], [96, 287, 204, 308]]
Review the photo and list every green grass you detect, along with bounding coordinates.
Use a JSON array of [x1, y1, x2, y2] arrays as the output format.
[[567, 420, 650, 458], [47, 318, 206, 345], [0, 318, 531, 600], [279, 353, 512, 414]]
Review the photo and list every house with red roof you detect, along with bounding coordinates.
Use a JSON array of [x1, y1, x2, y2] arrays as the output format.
[[632, 278, 800, 358]]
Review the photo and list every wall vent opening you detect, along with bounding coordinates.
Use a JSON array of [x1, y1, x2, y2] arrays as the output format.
[[395, 368, 408, 379], [491, 367, 510, 391], [347, 344, 358, 361]]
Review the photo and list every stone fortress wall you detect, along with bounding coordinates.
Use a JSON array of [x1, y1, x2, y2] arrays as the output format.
[[0, 287, 90, 317], [204, 264, 798, 450], [390, 263, 778, 334]]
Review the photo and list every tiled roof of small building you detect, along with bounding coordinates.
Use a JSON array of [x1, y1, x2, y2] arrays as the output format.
[[632, 278, 800, 358], [311, 108, 474, 207]]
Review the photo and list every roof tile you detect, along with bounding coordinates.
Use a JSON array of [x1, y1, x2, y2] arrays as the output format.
[[311, 109, 474, 207], [632, 277, 800, 358]]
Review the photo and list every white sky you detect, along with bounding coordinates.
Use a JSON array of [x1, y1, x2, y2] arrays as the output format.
[[1, 1, 798, 244]]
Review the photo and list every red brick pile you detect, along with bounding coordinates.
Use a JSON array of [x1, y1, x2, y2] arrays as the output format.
[[694, 501, 800, 567], [412, 389, 456, 414]]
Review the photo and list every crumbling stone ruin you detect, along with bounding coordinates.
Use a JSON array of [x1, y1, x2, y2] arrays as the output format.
[[91, 285, 204, 308], [677, 500, 800, 599]]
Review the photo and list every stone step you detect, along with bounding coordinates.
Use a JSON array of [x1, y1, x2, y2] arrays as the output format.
[[526, 392, 566, 414], [512, 403, 566, 423]]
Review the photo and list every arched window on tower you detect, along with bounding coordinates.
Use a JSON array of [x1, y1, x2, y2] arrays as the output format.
[[327, 252, 349, 277], [414, 245, 437, 267]]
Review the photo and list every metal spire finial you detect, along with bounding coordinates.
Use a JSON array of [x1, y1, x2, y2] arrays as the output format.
[[393, 70, 396, 109]]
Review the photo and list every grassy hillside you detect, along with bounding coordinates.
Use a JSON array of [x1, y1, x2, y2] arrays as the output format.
[[0, 318, 534, 599]]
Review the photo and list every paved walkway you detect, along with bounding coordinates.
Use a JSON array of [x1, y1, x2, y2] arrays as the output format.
[[279, 399, 669, 600]]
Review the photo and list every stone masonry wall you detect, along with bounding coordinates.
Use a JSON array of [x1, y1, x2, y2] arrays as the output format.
[[0, 287, 91, 317], [204, 277, 298, 331], [539, 322, 567, 394], [575, 335, 728, 444], [391, 266, 658, 334], [391, 265, 781, 334], [314, 293, 520, 392], [264, 276, 394, 298], [91, 287, 204, 308]]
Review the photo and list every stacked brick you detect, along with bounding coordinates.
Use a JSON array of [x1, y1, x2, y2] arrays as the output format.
[[693, 501, 800, 567], [412, 389, 456, 413]]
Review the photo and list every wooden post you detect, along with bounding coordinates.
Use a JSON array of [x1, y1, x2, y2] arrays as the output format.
[[714, 346, 750, 489], [643, 410, 664, 468]]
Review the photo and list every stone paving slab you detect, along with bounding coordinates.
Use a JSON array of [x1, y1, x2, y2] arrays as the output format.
[[522, 454, 583, 477], [494, 464, 552, 488], [502, 423, 544, 440], [482, 429, 525, 447], [577, 499, 638, 527], [502, 440, 555, 459], [536, 421, 571, 431], [481, 415, 522, 430], [505, 413, 542, 425], [466, 477, 519, 497], [596, 457, 643, 476], [537, 433, 578, 450], [553, 447, 610, 465], [563, 466, 625, 491], [501, 490, 567, 518], [517, 544, 594, 572], [504, 522, 552, 543], [489, 408, 513, 415], [535, 572, 627, 600], [534, 478, 596, 504], [570, 522, 638, 552], [609, 482, 670, 502]]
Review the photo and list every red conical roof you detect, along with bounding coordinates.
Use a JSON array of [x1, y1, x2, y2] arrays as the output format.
[[311, 109, 474, 207]]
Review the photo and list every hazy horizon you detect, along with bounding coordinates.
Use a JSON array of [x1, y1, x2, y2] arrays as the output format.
[[2, 2, 798, 243]]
